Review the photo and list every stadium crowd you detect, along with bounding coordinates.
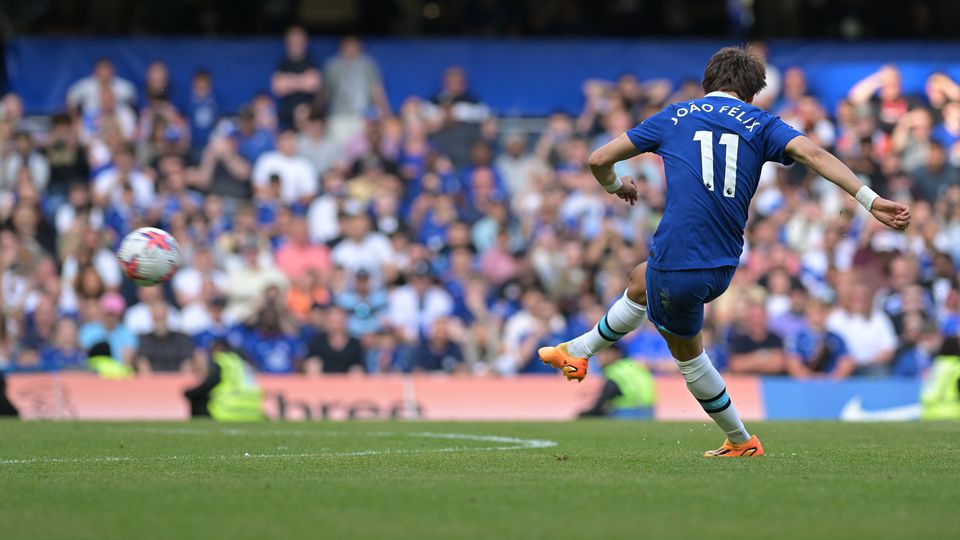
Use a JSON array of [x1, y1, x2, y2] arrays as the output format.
[[0, 31, 959, 380]]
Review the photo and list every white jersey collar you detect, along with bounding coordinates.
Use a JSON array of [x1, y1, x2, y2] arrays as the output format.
[[705, 91, 744, 102]]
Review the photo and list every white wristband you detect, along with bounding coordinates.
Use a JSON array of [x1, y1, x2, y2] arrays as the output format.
[[603, 177, 624, 193], [855, 185, 879, 211]]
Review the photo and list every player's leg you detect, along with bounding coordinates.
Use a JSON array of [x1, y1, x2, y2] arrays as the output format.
[[538, 263, 649, 381], [646, 265, 762, 457]]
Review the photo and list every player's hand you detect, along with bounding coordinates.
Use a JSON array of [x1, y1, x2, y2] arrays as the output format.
[[870, 197, 911, 231], [613, 177, 640, 206]]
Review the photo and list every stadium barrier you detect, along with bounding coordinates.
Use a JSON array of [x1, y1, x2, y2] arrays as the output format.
[[8, 38, 960, 116], [5, 373, 921, 421]]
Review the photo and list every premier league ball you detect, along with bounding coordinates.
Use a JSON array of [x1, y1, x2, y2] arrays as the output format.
[[116, 227, 182, 286]]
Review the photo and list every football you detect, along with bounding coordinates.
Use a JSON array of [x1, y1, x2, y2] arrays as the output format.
[[116, 227, 182, 286]]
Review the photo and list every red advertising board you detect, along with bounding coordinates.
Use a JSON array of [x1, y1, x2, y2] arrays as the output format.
[[5, 373, 763, 421]]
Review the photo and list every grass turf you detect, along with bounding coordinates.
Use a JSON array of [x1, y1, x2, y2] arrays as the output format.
[[1, 420, 957, 540]]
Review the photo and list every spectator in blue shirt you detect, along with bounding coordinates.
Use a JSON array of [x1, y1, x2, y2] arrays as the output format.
[[414, 317, 465, 373], [236, 301, 302, 374], [187, 69, 219, 161], [39, 319, 86, 372], [932, 101, 960, 150], [336, 269, 389, 339], [78, 292, 138, 368], [787, 300, 855, 379]]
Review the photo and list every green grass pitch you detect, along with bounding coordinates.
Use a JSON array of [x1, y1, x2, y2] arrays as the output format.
[[1, 420, 957, 540]]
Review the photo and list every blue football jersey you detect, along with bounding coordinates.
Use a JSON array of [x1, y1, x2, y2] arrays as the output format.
[[627, 92, 803, 270]]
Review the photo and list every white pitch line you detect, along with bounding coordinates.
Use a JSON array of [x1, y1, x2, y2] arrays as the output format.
[[0, 431, 557, 466]]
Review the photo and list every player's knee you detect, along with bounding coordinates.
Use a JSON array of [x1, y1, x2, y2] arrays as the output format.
[[627, 264, 647, 306]]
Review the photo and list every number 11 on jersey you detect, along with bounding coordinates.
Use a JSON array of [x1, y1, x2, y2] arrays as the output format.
[[693, 131, 739, 198]]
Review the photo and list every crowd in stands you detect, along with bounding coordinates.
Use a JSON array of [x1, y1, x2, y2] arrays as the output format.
[[1, 31, 959, 380]]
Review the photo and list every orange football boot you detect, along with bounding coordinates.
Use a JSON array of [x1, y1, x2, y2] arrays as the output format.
[[538, 342, 588, 382], [704, 435, 764, 457]]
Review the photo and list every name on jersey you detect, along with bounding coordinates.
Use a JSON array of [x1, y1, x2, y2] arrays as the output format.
[[670, 102, 760, 132]]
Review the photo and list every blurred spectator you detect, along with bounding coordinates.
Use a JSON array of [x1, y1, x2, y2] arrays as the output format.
[[878, 255, 935, 332], [197, 131, 252, 200], [414, 317, 465, 373], [67, 58, 137, 113], [134, 302, 194, 373], [727, 296, 787, 374], [285, 272, 330, 322], [912, 142, 959, 203], [38, 319, 86, 372], [387, 262, 453, 345], [933, 100, 960, 150], [827, 280, 898, 376], [78, 292, 138, 367], [769, 286, 809, 348], [187, 70, 219, 159], [3, 131, 50, 193], [252, 130, 318, 205], [337, 269, 389, 338], [60, 223, 122, 292], [849, 65, 915, 133], [304, 306, 365, 374], [235, 298, 302, 374], [274, 215, 331, 280], [80, 85, 137, 142], [497, 289, 564, 375], [891, 108, 932, 175], [173, 246, 226, 307], [297, 111, 339, 175], [891, 313, 938, 377], [224, 239, 288, 323], [45, 114, 90, 201], [92, 143, 154, 209], [271, 26, 322, 130], [495, 133, 548, 197], [424, 65, 491, 125], [124, 286, 181, 335], [190, 295, 237, 353], [323, 36, 390, 145], [787, 300, 855, 379], [331, 213, 394, 282]]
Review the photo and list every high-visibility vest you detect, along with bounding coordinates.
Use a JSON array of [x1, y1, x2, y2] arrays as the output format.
[[209, 352, 265, 422], [921, 355, 960, 421], [87, 355, 134, 379], [603, 359, 656, 410]]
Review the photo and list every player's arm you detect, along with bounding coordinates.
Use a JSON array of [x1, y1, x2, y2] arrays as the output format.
[[784, 136, 911, 230], [587, 133, 641, 206]]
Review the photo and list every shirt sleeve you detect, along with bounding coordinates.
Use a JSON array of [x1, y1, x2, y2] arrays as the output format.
[[762, 115, 804, 165], [626, 107, 672, 153], [829, 332, 849, 357]]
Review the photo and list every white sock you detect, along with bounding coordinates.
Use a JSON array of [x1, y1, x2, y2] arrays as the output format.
[[567, 291, 647, 358], [675, 350, 750, 444]]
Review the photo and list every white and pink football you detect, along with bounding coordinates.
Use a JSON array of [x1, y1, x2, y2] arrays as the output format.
[[116, 227, 182, 286]]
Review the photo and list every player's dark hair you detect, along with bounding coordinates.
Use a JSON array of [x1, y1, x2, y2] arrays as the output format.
[[702, 47, 766, 102]]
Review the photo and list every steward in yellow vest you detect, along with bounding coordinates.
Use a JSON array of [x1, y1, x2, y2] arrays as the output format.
[[86, 342, 134, 378], [184, 342, 264, 422], [579, 346, 656, 418], [922, 337, 960, 421]]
